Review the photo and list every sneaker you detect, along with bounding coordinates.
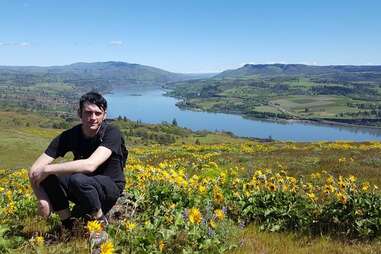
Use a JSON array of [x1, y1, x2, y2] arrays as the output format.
[[61, 217, 77, 231], [97, 215, 109, 226]]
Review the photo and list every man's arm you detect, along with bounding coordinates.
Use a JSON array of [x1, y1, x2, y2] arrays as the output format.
[[30, 153, 55, 196], [30, 146, 112, 185]]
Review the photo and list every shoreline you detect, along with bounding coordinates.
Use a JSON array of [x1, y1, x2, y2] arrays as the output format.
[[174, 101, 381, 131]]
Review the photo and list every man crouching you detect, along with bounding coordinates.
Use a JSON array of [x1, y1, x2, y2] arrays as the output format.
[[29, 92, 127, 229]]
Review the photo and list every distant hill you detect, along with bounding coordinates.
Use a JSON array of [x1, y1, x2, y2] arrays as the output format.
[[0, 61, 209, 90], [215, 63, 381, 81]]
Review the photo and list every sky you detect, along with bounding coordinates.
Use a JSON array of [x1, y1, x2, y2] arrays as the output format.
[[0, 0, 381, 73]]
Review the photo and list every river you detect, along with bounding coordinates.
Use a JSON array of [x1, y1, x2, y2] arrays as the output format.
[[104, 88, 381, 141]]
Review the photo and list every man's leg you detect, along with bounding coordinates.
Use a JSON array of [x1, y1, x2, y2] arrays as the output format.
[[40, 174, 73, 227], [67, 173, 120, 219], [40, 175, 70, 213]]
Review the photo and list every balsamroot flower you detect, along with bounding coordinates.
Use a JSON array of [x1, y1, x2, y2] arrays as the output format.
[[214, 209, 225, 221], [100, 240, 114, 254], [87, 220, 102, 234], [188, 207, 202, 224], [336, 192, 348, 204]]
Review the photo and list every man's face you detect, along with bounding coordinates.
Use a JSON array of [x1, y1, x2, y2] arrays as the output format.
[[80, 102, 106, 134]]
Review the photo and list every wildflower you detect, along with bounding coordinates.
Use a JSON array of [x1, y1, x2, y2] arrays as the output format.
[[159, 240, 165, 252], [100, 240, 114, 254], [306, 192, 317, 202], [336, 192, 348, 204], [306, 182, 313, 192], [338, 157, 346, 163], [188, 207, 202, 224], [267, 182, 276, 192], [87, 220, 102, 233], [213, 187, 224, 204], [338, 176, 346, 189], [209, 219, 217, 229], [323, 184, 335, 194], [35, 236, 44, 246], [5, 202, 15, 215], [348, 175, 356, 183], [214, 209, 225, 221], [125, 220, 137, 231], [326, 175, 334, 184], [361, 182, 370, 191], [198, 185, 207, 193], [6, 190, 12, 200], [311, 172, 321, 179]]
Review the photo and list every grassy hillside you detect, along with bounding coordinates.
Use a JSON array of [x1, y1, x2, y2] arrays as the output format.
[[167, 69, 381, 127], [1, 111, 381, 253]]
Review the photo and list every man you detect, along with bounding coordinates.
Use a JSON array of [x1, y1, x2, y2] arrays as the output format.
[[29, 92, 127, 228]]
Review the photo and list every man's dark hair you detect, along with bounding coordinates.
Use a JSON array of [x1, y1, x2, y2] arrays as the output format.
[[79, 92, 108, 115]]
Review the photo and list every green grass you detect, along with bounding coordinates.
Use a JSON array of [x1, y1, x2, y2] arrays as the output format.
[[229, 224, 381, 254]]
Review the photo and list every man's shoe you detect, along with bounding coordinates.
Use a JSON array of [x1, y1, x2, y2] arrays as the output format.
[[61, 217, 77, 231], [97, 215, 109, 226]]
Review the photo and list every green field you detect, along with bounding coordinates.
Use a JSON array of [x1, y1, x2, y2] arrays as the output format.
[[168, 74, 381, 127]]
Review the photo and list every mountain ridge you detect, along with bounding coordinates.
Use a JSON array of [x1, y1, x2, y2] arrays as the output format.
[[215, 63, 381, 79]]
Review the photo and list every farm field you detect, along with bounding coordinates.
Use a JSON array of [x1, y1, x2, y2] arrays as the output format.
[[168, 72, 381, 127], [1, 111, 381, 253]]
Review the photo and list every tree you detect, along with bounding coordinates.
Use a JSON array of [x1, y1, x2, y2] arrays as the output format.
[[172, 118, 178, 126]]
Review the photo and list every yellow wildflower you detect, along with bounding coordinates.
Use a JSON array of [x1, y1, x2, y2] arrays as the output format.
[[361, 182, 370, 191], [336, 192, 348, 205], [311, 172, 321, 179], [198, 185, 207, 193], [213, 187, 224, 204], [209, 219, 217, 229], [323, 184, 335, 194], [125, 220, 137, 231], [188, 207, 202, 224], [267, 182, 276, 192], [306, 192, 317, 202], [159, 240, 165, 252], [100, 240, 114, 254], [87, 220, 102, 233], [35, 236, 44, 246], [326, 175, 334, 184], [214, 209, 225, 221], [348, 175, 357, 183], [5, 202, 15, 215]]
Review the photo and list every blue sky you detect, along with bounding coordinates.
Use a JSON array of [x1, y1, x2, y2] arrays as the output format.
[[1, 0, 380, 73]]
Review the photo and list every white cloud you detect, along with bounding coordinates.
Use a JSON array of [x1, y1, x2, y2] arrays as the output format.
[[109, 40, 123, 46], [19, 42, 31, 47], [0, 42, 31, 47]]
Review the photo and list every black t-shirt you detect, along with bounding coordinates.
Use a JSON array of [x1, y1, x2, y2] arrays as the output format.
[[45, 123, 127, 190]]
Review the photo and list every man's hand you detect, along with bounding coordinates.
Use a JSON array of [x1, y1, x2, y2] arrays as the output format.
[[30, 165, 49, 186]]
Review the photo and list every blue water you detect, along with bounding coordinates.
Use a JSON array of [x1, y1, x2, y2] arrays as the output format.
[[104, 88, 381, 141]]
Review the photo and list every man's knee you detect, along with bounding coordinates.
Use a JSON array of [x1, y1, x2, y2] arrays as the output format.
[[40, 174, 59, 190], [68, 173, 91, 191]]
